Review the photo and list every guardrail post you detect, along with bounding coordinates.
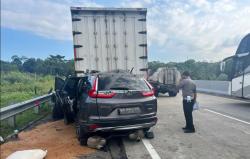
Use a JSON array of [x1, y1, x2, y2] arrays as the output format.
[[7, 116, 16, 128], [34, 100, 40, 114], [48, 100, 54, 108], [34, 106, 40, 114]]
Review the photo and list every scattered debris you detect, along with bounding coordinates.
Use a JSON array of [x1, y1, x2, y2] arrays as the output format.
[[0, 136, 4, 143], [14, 130, 19, 139], [128, 130, 145, 141], [87, 136, 106, 150], [6, 149, 47, 159]]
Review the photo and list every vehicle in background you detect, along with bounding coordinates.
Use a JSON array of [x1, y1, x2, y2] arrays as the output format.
[[148, 67, 181, 97], [220, 33, 250, 99], [53, 72, 157, 145], [71, 7, 148, 77]]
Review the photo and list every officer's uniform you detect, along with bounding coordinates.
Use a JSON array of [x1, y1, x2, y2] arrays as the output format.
[[178, 77, 196, 131]]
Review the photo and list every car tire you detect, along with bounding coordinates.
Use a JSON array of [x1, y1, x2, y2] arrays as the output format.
[[75, 118, 89, 146], [143, 128, 150, 132], [52, 99, 64, 120], [79, 137, 88, 146], [77, 129, 89, 146], [145, 131, 155, 139]]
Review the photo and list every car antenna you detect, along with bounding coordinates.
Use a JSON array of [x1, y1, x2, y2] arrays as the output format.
[[130, 67, 134, 74]]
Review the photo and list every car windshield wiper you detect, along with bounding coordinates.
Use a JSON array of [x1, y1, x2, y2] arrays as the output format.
[[110, 87, 129, 90]]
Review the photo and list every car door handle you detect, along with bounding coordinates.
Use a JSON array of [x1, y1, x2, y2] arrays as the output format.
[[239, 82, 242, 84]]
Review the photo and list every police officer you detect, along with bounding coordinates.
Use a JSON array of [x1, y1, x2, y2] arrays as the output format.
[[178, 71, 197, 133]]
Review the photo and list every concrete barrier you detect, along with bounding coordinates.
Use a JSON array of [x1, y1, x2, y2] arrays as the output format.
[[194, 80, 231, 96]]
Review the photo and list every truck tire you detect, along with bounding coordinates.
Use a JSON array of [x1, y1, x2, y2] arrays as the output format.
[[154, 90, 159, 97], [52, 100, 64, 120], [169, 92, 177, 97]]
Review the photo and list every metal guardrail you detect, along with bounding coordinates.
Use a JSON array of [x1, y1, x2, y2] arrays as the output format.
[[0, 93, 54, 126]]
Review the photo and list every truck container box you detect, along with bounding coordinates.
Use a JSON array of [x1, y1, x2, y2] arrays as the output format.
[[71, 7, 148, 77]]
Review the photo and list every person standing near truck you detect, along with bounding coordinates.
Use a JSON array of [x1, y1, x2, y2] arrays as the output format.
[[178, 71, 197, 133]]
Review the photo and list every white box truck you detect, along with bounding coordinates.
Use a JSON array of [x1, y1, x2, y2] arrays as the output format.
[[70, 7, 148, 77], [148, 67, 181, 97]]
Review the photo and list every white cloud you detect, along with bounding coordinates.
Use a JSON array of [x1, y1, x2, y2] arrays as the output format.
[[122, 0, 250, 61], [1, 0, 250, 61], [1, 0, 102, 40]]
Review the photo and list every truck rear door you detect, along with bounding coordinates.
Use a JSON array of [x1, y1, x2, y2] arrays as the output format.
[[71, 7, 148, 77]]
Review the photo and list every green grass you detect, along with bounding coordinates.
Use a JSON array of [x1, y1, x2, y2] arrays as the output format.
[[0, 71, 54, 108], [0, 71, 54, 138]]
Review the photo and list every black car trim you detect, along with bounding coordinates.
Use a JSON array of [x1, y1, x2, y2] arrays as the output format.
[[88, 112, 156, 120]]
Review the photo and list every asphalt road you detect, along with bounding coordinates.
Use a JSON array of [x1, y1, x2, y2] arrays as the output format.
[[2, 93, 249, 159], [124, 93, 250, 159]]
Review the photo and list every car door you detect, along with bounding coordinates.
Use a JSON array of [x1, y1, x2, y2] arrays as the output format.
[[52, 77, 65, 120], [54, 77, 65, 105], [55, 77, 65, 91], [62, 77, 80, 118]]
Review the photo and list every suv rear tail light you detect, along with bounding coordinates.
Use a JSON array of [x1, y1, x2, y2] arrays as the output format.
[[88, 78, 98, 98], [88, 124, 100, 131], [142, 90, 154, 97], [88, 77, 116, 98]]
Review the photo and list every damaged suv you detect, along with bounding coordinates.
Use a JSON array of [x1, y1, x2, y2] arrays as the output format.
[[53, 72, 157, 145]]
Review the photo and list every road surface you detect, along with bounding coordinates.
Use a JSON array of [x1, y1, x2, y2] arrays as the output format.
[[124, 93, 250, 159], [1, 93, 249, 159]]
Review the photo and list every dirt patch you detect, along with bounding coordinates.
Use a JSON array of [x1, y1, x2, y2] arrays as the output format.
[[0, 120, 95, 159]]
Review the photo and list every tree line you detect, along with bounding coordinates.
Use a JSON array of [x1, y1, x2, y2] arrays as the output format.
[[148, 60, 228, 80], [1, 55, 228, 80], [1, 55, 74, 76]]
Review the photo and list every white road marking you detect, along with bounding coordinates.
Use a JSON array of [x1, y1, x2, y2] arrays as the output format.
[[204, 109, 250, 125], [142, 139, 161, 159]]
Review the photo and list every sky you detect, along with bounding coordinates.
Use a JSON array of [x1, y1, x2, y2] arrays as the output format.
[[1, 0, 250, 62]]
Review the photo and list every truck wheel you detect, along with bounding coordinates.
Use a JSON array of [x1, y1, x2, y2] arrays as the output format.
[[169, 92, 177, 97], [52, 100, 64, 120], [154, 91, 159, 97]]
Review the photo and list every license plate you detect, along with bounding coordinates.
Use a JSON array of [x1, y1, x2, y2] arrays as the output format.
[[118, 107, 141, 115]]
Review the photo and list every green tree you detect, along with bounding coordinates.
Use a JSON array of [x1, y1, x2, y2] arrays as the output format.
[[148, 59, 222, 80], [0, 60, 18, 72], [23, 58, 37, 73], [11, 55, 23, 70]]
